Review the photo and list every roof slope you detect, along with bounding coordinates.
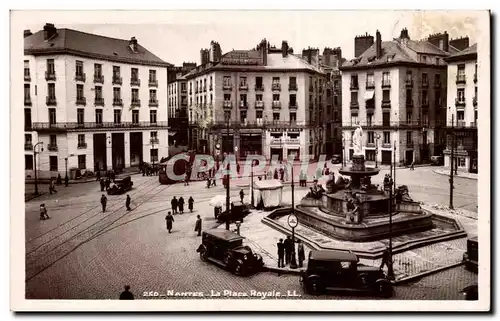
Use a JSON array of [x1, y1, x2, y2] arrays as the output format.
[[448, 43, 477, 58], [343, 40, 414, 68], [25, 28, 172, 67]]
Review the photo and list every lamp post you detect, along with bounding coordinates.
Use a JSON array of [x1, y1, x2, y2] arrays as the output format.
[[33, 142, 44, 195], [341, 132, 346, 167], [225, 110, 231, 231], [449, 114, 455, 209], [150, 137, 157, 175], [375, 133, 381, 168], [289, 163, 298, 269], [251, 159, 255, 208], [65, 157, 69, 186], [387, 141, 396, 281]]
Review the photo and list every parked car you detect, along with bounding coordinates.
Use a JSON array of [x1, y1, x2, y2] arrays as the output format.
[[463, 236, 478, 272], [430, 155, 444, 166], [331, 154, 342, 164], [299, 250, 393, 298], [196, 229, 264, 276], [216, 201, 251, 223], [107, 176, 133, 195]]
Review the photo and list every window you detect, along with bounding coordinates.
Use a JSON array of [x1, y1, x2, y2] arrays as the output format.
[[368, 131, 374, 143], [423, 131, 427, 144], [273, 113, 280, 121], [422, 112, 428, 126], [49, 108, 56, 124], [406, 89, 412, 104], [131, 68, 139, 81], [382, 72, 390, 85], [149, 70, 156, 82], [406, 112, 412, 123], [457, 64, 465, 76], [240, 110, 247, 123], [350, 74, 358, 87], [366, 73, 374, 87], [49, 156, 58, 172], [150, 89, 157, 102], [350, 91, 358, 104], [24, 60, 30, 78], [48, 83, 56, 99], [76, 61, 84, 77], [457, 111, 465, 121], [350, 115, 358, 125], [422, 90, 428, 105], [25, 133, 32, 145], [47, 59, 55, 74], [289, 94, 297, 107], [290, 112, 297, 122], [240, 94, 247, 106], [289, 76, 297, 89], [223, 76, 231, 87], [272, 77, 280, 85], [25, 155, 33, 170], [366, 150, 376, 161], [382, 112, 390, 126], [78, 134, 85, 145], [132, 88, 139, 102], [239, 77, 247, 87], [367, 114, 373, 126], [77, 108, 84, 124], [422, 73, 428, 85], [132, 110, 139, 123], [114, 109, 121, 124], [24, 108, 32, 128], [94, 63, 102, 77], [150, 149, 158, 162], [113, 87, 121, 101], [422, 55, 427, 63], [77, 155, 86, 169], [382, 89, 390, 102], [24, 84, 30, 101], [434, 74, 440, 86], [457, 88, 465, 102], [150, 131, 158, 140], [95, 86, 102, 99], [406, 70, 412, 81], [273, 94, 280, 102], [406, 131, 412, 146], [333, 96, 338, 106], [150, 110, 157, 123], [77, 84, 84, 100], [383, 132, 390, 144], [94, 109, 102, 125], [49, 135, 57, 146], [256, 110, 263, 119], [224, 93, 231, 101], [113, 66, 121, 77]]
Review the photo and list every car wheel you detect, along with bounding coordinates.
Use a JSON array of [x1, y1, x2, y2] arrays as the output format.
[[377, 280, 393, 298], [199, 249, 208, 262], [307, 277, 323, 295], [234, 263, 243, 276], [358, 273, 370, 288]]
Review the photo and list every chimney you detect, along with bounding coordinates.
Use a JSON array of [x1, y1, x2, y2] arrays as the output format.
[[450, 36, 470, 51], [200, 49, 209, 65], [302, 49, 312, 64], [43, 23, 57, 41], [333, 47, 342, 68], [259, 39, 268, 65], [23, 30, 32, 38], [400, 28, 410, 39], [428, 31, 449, 52], [354, 32, 374, 57], [129, 37, 138, 52], [323, 47, 333, 66], [281, 41, 289, 57], [376, 30, 382, 59]]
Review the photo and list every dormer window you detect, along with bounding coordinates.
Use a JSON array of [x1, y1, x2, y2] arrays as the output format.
[[386, 54, 395, 62], [367, 56, 376, 63]]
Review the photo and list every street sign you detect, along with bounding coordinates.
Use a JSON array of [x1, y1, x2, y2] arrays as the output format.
[[287, 214, 299, 228], [234, 146, 239, 152]]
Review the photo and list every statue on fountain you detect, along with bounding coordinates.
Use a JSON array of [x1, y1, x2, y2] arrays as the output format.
[[352, 125, 364, 156], [344, 191, 362, 223], [395, 185, 414, 203], [326, 172, 336, 193], [306, 181, 326, 199]]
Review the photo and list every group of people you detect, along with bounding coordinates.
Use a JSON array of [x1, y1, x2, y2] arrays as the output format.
[[170, 196, 195, 214], [277, 236, 306, 268], [164, 211, 202, 236]]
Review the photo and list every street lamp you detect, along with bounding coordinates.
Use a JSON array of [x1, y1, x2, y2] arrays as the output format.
[[375, 133, 381, 168], [251, 159, 255, 208], [341, 132, 346, 168], [449, 113, 455, 209], [65, 156, 69, 186], [33, 142, 44, 195], [225, 110, 231, 231], [150, 137, 157, 175], [289, 162, 298, 269], [387, 141, 396, 280]]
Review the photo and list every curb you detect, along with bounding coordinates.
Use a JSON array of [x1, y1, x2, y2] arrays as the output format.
[[393, 261, 465, 285], [235, 179, 323, 189], [433, 169, 478, 181], [25, 171, 143, 185], [24, 192, 45, 202], [263, 265, 304, 275]]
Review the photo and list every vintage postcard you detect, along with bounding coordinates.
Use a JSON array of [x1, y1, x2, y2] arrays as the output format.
[[10, 10, 490, 311]]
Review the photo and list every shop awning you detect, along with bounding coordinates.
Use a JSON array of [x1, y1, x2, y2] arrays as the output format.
[[364, 90, 375, 100]]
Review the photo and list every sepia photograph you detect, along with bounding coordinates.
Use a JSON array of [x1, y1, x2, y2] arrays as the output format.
[[10, 9, 490, 312]]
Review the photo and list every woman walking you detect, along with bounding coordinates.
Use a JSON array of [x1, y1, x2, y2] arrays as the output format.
[[188, 196, 194, 213], [165, 211, 174, 233]]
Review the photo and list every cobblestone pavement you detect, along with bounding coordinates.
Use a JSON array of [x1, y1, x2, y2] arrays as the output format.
[[25, 170, 478, 300]]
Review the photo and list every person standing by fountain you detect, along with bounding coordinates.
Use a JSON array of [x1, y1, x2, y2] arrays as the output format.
[[284, 236, 293, 265], [277, 239, 285, 268], [297, 239, 305, 268]]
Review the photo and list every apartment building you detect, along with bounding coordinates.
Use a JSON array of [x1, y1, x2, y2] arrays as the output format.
[[340, 28, 464, 166], [24, 23, 171, 178], [443, 43, 478, 173], [185, 39, 326, 161]]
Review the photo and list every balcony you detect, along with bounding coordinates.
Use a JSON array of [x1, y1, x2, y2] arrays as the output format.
[[47, 144, 58, 151], [255, 85, 264, 92], [474, 73, 477, 83], [93, 74, 104, 84], [272, 101, 281, 109], [405, 79, 413, 88], [209, 120, 308, 130], [381, 99, 391, 108], [239, 101, 248, 109], [255, 101, 264, 109], [24, 98, 32, 106], [24, 74, 31, 82], [382, 80, 391, 88], [45, 71, 56, 81], [421, 80, 429, 88], [455, 98, 466, 108], [473, 96, 477, 107], [149, 79, 158, 87], [366, 81, 375, 89], [222, 101, 233, 109], [406, 99, 413, 108], [223, 84, 232, 91], [289, 83, 298, 91], [75, 73, 86, 82], [112, 76, 123, 85], [456, 74, 466, 84], [131, 99, 141, 107], [76, 97, 87, 106], [366, 142, 375, 148], [350, 101, 359, 109], [407, 142, 414, 149], [131, 78, 141, 86], [382, 142, 391, 148], [149, 99, 159, 107], [113, 99, 123, 107], [289, 103, 298, 110], [470, 122, 477, 128], [457, 120, 466, 127], [239, 84, 248, 91], [350, 82, 359, 90], [341, 120, 424, 130], [272, 83, 281, 91], [46, 96, 57, 106], [309, 85, 313, 92], [180, 87, 187, 94], [32, 121, 169, 132], [203, 85, 207, 92], [78, 142, 87, 149], [434, 81, 441, 89], [94, 98, 104, 106], [421, 100, 429, 109], [24, 143, 33, 151]]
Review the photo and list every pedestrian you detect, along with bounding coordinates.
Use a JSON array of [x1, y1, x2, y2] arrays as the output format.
[[277, 239, 285, 268], [206, 177, 211, 189], [195, 215, 202, 236], [239, 189, 245, 203], [279, 168, 284, 181], [188, 196, 194, 213], [39, 203, 50, 220], [101, 194, 107, 213], [284, 236, 292, 265], [165, 211, 174, 233], [171, 196, 178, 214], [410, 161, 415, 171], [178, 196, 185, 214], [297, 239, 305, 268], [379, 249, 391, 271], [274, 168, 279, 180], [212, 177, 216, 187], [64, 175, 69, 187], [49, 179, 57, 194], [56, 173, 62, 185], [119, 285, 134, 300], [125, 194, 131, 211], [96, 170, 101, 182], [184, 172, 190, 186], [100, 178, 105, 192], [105, 177, 111, 190]]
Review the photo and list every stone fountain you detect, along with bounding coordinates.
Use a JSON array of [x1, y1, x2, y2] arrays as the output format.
[[296, 126, 434, 241]]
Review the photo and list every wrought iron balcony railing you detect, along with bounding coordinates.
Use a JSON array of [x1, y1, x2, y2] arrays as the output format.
[[149, 79, 158, 87], [93, 74, 104, 84], [149, 99, 159, 107], [47, 144, 58, 151], [45, 71, 56, 81], [46, 96, 57, 106], [131, 78, 141, 86], [94, 98, 104, 106], [456, 74, 466, 84], [75, 73, 86, 82], [32, 121, 169, 131], [112, 76, 123, 85], [76, 97, 87, 106]]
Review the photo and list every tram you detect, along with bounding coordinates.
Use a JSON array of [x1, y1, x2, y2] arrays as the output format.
[[158, 151, 194, 185]]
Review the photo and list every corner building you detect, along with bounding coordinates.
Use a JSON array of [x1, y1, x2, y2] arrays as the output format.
[[340, 29, 465, 166], [24, 23, 171, 178]]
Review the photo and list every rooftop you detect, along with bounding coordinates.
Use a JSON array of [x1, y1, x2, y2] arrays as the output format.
[[445, 43, 478, 62], [309, 249, 358, 262], [204, 228, 245, 242]]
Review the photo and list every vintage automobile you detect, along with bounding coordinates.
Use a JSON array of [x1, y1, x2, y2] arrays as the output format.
[[299, 250, 393, 298], [331, 154, 342, 164], [463, 236, 478, 272], [196, 229, 264, 276], [216, 201, 251, 223], [430, 155, 444, 166], [107, 176, 133, 195]]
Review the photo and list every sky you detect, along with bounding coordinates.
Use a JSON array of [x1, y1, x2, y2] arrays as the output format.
[[21, 10, 482, 66]]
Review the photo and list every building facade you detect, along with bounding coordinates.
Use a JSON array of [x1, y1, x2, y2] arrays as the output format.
[[339, 29, 465, 166], [443, 44, 478, 173], [24, 23, 171, 179], [185, 39, 326, 161]]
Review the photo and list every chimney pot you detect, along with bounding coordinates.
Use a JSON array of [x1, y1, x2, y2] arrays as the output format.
[[23, 29, 32, 38], [376, 30, 382, 59]]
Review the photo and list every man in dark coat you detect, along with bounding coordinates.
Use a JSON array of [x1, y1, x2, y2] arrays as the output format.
[[126, 194, 131, 211], [284, 236, 293, 265], [277, 239, 285, 268], [279, 168, 285, 181], [96, 170, 101, 182], [165, 211, 174, 233], [64, 175, 69, 187], [297, 239, 305, 268], [105, 177, 111, 190], [274, 168, 279, 180], [195, 215, 202, 236], [239, 189, 245, 203], [178, 197, 185, 214], [119, 285, 134, 300], [171, 196, 178, 214], [188, 196, 194, 213], [100, 178, 105, 192], [101, 194, 107, 213]]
